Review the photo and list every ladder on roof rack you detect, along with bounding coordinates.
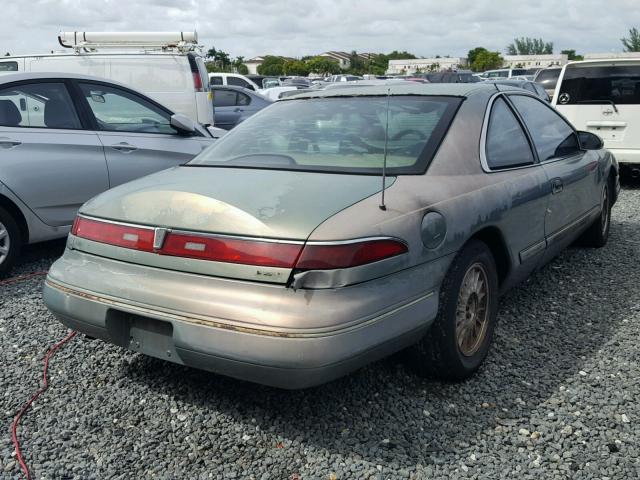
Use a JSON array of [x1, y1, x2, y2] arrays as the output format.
[[57, 31, 203, 54]]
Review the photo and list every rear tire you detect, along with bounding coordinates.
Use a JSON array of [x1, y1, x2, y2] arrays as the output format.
[[407, 240, 499, 380], [0, 206, 21, 278], [580, 182, 611, 248]]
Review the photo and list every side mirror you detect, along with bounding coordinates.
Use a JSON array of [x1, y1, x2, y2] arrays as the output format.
[[577, 131, 604, 150], [206, 125, 228, 138], [170, 113, 196, 135]]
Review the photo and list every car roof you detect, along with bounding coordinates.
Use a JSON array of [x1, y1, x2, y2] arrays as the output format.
[[565, 58, 640, 67], [0, 71, 134, 89], [281, 82, 497, 100]]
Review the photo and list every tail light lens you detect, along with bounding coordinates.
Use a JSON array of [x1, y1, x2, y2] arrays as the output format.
[[72, 216, 154, 252], [294, 239, 407, 270], [160, 232, 302, 268], [192, 72, 203, 92], [71, 216, 407, 271]]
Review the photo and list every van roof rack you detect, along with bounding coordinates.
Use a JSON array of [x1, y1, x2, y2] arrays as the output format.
[[58, 31, 202, 54]]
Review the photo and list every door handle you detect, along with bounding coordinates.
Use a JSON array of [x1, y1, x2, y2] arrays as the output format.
[[110, 142, 138, 153], [551, 178, 563, 194], [233, 108, 244, 113], [0, 138, 21, 149]]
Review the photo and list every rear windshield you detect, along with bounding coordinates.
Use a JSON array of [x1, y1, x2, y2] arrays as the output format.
[[558, 65, 640, 105], [190, 95, 461, 174], [535, 69, 561, 87]]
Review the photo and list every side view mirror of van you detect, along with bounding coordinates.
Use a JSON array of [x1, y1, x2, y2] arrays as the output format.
[[577, 131, 604, 151], [170, 113, 196, 135]]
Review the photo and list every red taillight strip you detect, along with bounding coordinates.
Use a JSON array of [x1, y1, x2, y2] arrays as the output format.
[[295, 238, 408, 270], [72, 216, 154, 252], [160, 232, 303, 268], [72, 216, 408, 270]]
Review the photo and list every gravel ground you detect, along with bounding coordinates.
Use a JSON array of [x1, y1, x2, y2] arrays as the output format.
[[1, 186, 640, 480]]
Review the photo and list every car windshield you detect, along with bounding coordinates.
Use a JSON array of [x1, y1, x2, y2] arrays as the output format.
[[189, 95, 461, 174], [558, 64, 640, 105]]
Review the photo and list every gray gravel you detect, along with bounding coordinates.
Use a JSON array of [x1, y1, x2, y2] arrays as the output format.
[[2, 186, 640, 479]]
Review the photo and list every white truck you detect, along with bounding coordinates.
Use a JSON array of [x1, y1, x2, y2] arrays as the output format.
[[0, 32, 213, 126]]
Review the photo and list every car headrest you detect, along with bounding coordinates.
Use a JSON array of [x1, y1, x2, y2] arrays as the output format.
[[0, 100, 22, 126], [44, 99, 77, 129]]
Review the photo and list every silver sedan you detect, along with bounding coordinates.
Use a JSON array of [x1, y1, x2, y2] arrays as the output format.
[[0, 72, 215, 276], [44, 83, 618, 389]]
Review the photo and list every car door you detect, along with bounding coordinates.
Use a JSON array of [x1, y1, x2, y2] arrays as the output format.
[[212, 88, 244, 130], [76, 81, 211, 188], [508, 94, 599, 258], [0, 80, 108, 226], [481, 95, 549, 279]]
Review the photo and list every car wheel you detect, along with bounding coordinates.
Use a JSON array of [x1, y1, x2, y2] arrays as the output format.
[[0, 206, 21, 278], [408, 239, 499, 380], [580, 182, 611, 248]]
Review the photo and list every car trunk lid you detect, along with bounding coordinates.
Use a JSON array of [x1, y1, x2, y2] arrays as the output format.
[[73, 166, 392, 283]]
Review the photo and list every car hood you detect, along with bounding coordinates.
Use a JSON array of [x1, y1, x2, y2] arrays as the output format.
[[80, 166, 392, 240]]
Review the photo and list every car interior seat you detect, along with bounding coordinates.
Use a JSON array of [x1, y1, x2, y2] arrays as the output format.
[[0, 99, 22, 126]]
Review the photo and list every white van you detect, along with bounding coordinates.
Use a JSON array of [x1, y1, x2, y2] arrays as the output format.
[[553, 59, 640, 176], [0, 32, 213, 125]]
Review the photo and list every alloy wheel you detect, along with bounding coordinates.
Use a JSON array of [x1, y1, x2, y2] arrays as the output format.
[[455, 263, 490, 357], [601, 186, 610, 236], [0, 220, 10, 266]]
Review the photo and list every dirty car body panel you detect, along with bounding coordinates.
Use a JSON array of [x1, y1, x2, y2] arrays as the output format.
[[44, 83, 618, 388]]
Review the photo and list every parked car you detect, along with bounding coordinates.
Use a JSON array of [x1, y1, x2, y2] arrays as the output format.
[[534, 67, 562, 98], [246, 75, 282, 89], [485, 79, 550, 101], [552, 59, 640, 178], [211, 85, 272, 129], [0, 72, 215, 276], [44, 83, 618, 389], [208, 73, 261, 91], [423, 71, 482, 83], [477, 68, 529, 79], [0, 32, 213, 126]]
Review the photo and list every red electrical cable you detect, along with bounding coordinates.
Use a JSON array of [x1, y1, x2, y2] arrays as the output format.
[[11, 330, 77, 479], [0, 271, 49, 286]]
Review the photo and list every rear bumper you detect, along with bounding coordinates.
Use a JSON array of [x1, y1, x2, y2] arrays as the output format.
[[608, 148, 640, 166], [44, 250, 447, 388]]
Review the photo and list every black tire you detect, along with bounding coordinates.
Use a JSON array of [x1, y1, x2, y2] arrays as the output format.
[[580, 182, 611, 248], [0, 206, 21, 278], [407, 239, 499, 380]]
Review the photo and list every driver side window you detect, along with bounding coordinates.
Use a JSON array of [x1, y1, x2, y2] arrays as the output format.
[[78, 82, 176, 135]]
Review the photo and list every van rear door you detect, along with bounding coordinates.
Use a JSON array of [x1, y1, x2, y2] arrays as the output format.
[[554, 61, 640, 165]]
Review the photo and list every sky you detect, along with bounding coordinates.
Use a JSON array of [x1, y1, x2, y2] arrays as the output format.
[[1, 0, 639, 59]]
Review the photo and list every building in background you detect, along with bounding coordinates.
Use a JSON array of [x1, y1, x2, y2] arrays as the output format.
[[318, 51, 376, 69], [243, 55, 295, 74], [387, 57, 468, 74], [502, 54, 568, 68]]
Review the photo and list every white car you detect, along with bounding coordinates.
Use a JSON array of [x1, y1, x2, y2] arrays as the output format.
[[477, 68, 528, 80], [0, 32, 213, 126], [553, 58, 640, 178], [208, 73, 261, 91]]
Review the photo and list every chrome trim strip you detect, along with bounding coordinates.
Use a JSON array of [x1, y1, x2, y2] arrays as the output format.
[[45, 277, 435, 338], [519, 238, 546, 263], [305, 236, 408, 247], [547, 206, 599, 245], [77, 213, 155, 230]]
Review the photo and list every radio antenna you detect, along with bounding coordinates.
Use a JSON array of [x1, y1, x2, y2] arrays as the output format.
[[379, 88, 391, 211]]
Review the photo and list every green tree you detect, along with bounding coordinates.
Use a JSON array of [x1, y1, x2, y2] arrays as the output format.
[[386, 50, 416, 60], [306, 56, 341, 75], [561, 49, 584, 61], [283, 60, 310, 76], [622, 27, 640, 52], [233, 56, 249, 74], [507, 37, 553, 55], [467, 47, 488, 66], [472, 50, 504, 71], [257, 56, 286, 75]]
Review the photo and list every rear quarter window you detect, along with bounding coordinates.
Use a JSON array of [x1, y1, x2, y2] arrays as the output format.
[[0, 61, 18, 72]]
